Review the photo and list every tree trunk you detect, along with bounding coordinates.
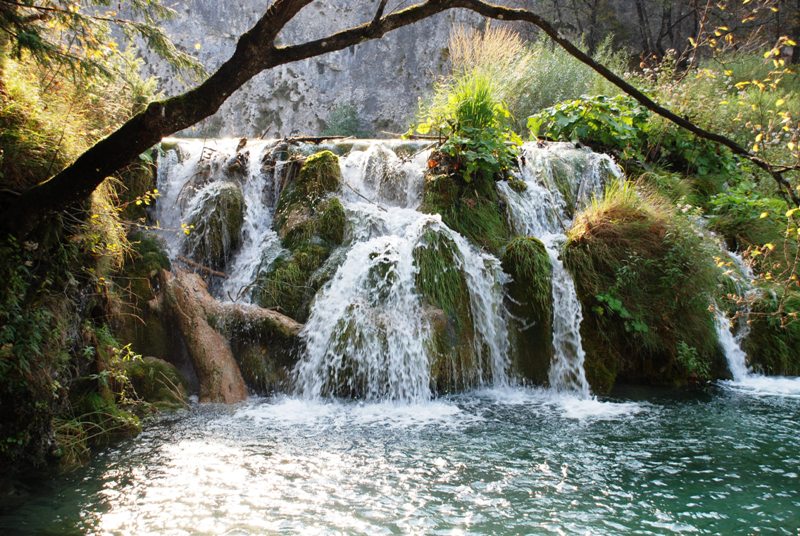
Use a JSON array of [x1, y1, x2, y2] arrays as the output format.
[[161, 270, 248, 403]]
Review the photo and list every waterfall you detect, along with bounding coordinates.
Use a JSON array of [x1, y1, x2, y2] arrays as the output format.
[[499, 142, 621, 397], [294, 143, 510, 401], [156, 138, 285, 302], [712, 249, 800, 395]]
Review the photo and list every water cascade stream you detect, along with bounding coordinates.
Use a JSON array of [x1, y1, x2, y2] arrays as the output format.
[[295, 144, 511, 401], [713, 250, 800, 395], [499, 142, 622, 397]]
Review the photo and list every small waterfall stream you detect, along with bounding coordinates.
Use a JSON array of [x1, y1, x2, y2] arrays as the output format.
[[295, 143, 510, 401], [713, 250, 800, 395], [500, 142, 621, 397]]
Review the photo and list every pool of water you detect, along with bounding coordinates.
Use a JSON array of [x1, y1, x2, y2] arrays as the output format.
[[2, 385, 799, 535]]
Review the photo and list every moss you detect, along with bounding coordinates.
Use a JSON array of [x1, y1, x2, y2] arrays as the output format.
[[124, 357, 188, 410], [317, 197, 347, 245], [236, 345, 291, 394], [274, 150, 341, 232], [743, 290, 800, 376], [254, 151, 347, 320], [564, 182, 725, 391], [420, 173, 510, 254], [184, 182, 244, 269], [501, 237, 553, 384], [413, 230, 479, 392]]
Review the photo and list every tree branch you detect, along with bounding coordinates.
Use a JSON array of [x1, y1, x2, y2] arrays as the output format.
[[3, 0, 796, 235]]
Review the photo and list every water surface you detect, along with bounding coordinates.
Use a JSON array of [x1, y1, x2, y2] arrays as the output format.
[[3, 386, 799, 535]]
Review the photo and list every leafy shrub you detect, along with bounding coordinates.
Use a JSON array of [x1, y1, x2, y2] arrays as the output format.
[[564, 182, 725, 388], [528, 95, 649, 157], [417, 71, 520, 184]]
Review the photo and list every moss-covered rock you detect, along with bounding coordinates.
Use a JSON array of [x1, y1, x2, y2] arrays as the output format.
[[124, 357, 188, 410], [235, 345, 292, 394], [420, 172, 510, 254], [501, 237, 553, 384], [413, 229, 479, 392], [184, 182, 245, 269], [253, 151, 346, 321], [563, 182, 726, 392]]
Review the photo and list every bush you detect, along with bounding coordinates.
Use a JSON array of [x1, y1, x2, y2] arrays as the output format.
[[564, 182, 726, 389]]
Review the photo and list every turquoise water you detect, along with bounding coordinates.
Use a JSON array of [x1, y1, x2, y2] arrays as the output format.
[[2, 385, 799, 535]]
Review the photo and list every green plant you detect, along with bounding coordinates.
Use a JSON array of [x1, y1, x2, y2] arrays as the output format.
[[529, 95, 649, 157], [322, 103, 367, 137], [676, 341, 711, 380], [415, 70, 521, 183]]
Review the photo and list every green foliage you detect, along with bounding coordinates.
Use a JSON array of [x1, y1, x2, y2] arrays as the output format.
[[565, 182, 724, 387], [743, 290, 800, 376], [416, 71, 521, 184], [529, 95, 649, 157], [124, 357, 187, 410], [420, 173, 510, 254], [709, 182, 787, 250], [0, 0, 203, 80], [676, 341, 711, 380], [322, 103, 367, 137], [529, 94, 736, 179]]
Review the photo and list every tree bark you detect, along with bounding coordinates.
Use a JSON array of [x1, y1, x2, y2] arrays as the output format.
[[2, 0, 797, 233], [160, 269, 303, 403]]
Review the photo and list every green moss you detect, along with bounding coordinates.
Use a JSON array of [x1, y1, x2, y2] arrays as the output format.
[[317, 197, 347, 245], [413, 229, 479, 392], [185, 182, 244, 269], [275, 150, 341, 230], [501, 237, 553, 384], [420, 173, 510, 254], [254, 151, 347, 320], [564, 182, 725, 391], [236, 346, 290, 394], [124, 357, 187, 410]]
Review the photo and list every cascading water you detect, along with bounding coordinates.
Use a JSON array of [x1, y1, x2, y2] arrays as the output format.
[[499, 142, 622, 398], [155, 138, 285, 301], [712, 250, 800, 395], [295, 143, 510, 401]]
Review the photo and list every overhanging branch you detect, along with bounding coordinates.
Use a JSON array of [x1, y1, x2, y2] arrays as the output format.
[[3, 0, 796, 234]]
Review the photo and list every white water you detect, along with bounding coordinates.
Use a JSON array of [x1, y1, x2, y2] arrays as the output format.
[[500, 142, 621, 398], [295, 143, 511, 401]]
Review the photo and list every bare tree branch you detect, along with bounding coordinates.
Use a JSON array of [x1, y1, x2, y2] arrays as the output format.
[[2, 0, 796, 235]]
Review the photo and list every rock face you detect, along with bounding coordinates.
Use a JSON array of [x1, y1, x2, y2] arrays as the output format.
[[149, 1, 489, 137]]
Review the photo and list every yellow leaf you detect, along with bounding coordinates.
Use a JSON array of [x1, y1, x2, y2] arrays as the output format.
[[760, 212, 770, 219], [786, 208, 800, 218], [752, 143, 760, 153], [755, 132, 763, 142], [765, 243, 775, 251], [788, 142, 796, 151], [776, 98, 785, 107]]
